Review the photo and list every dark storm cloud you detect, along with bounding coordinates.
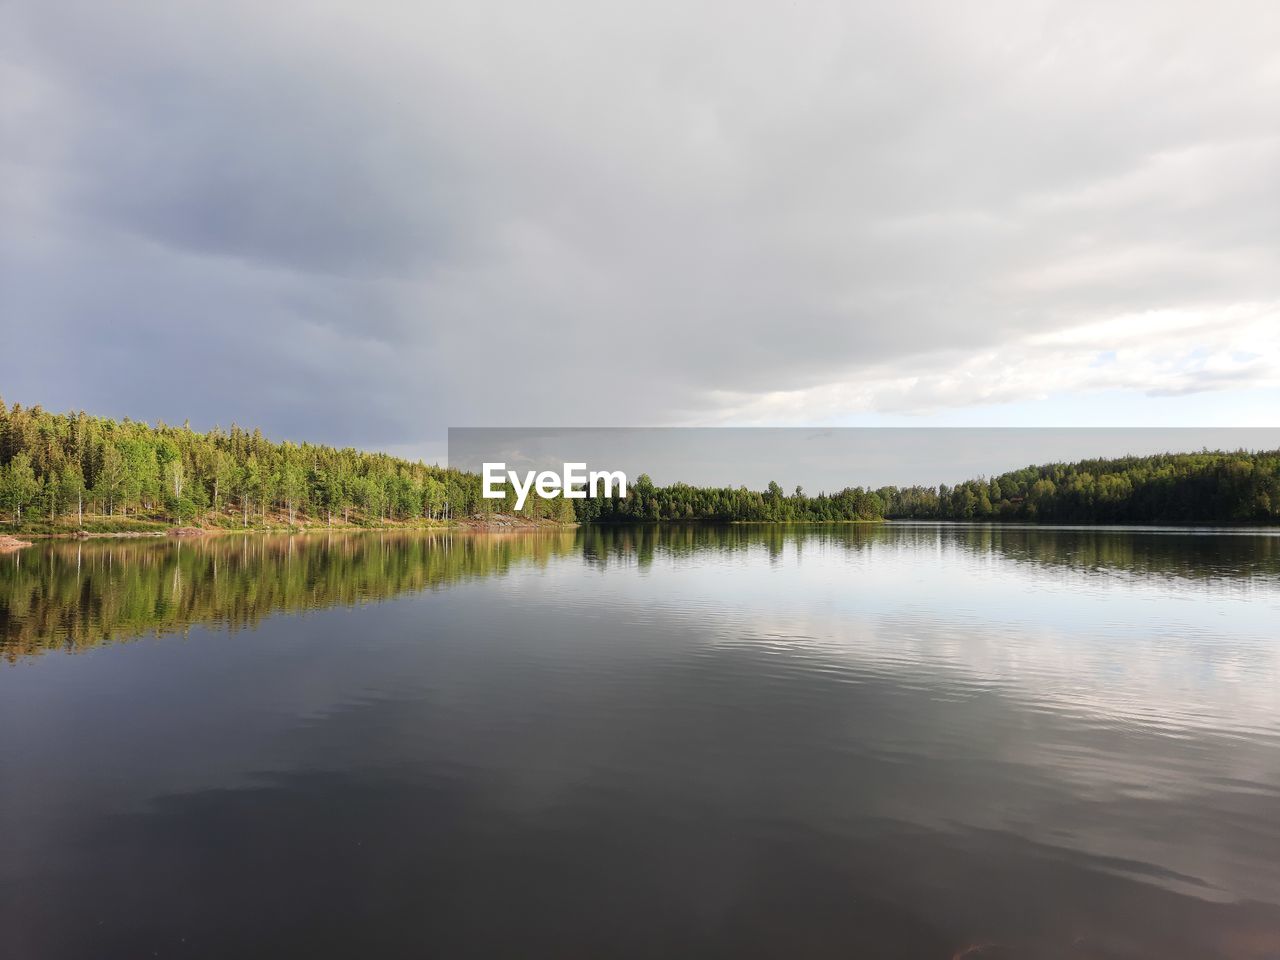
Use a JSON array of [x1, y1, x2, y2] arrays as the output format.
[[2, 0, 1278, 452]]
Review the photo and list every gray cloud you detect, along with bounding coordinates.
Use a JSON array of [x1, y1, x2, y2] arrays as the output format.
[[2, 0, 1278, 454]]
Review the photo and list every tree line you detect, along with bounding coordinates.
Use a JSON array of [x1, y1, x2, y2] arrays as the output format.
[[0, 400, 887, 529], [572, 451, 1279, 525], [0, 399, 494, 530], [1, 399, 1277, 528], [875, 450, 1280, 524], [576, 475, 883, 522]]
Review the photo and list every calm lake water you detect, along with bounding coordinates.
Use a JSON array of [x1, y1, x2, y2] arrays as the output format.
[[3, 524, 1280, 959]]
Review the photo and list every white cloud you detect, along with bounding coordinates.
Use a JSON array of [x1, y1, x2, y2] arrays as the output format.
[[701, 302, 1280, 423], [1, 0, 1277, 442]]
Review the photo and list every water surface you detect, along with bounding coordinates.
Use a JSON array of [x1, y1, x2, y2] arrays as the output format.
[[3, 525, 1279, 958]]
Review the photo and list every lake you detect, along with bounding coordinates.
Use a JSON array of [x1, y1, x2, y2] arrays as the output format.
[[3, 524, 1279, 959]]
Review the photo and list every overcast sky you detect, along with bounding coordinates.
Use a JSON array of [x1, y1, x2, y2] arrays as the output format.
[[2, 0, 1277, 462]]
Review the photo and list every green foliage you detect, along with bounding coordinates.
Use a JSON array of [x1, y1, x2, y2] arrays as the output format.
[[0, 399, 480, 529], [2, 397, 1275, 528], [0, 452, 39, 523], [574, 450, 1280, 525], [877, 450, 1280, 524], [573, 476, 883, 523]]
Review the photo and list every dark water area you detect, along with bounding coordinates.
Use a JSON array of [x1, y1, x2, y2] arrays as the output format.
[[3, 524, 1280, 959]]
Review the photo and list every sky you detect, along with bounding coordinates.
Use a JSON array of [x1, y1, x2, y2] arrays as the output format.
[[449, 428, 1280, 490], [2, 0, 1278, 464]]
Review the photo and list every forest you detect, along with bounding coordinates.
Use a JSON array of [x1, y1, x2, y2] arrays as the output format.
[[876, 450, 1280, 524], [1, 399, 1277, 529], [579, 475, 883, 523], [0, 398, 529, 531]]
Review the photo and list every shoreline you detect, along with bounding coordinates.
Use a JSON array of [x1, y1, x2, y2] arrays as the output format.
[[4, 514, 576, 543]]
